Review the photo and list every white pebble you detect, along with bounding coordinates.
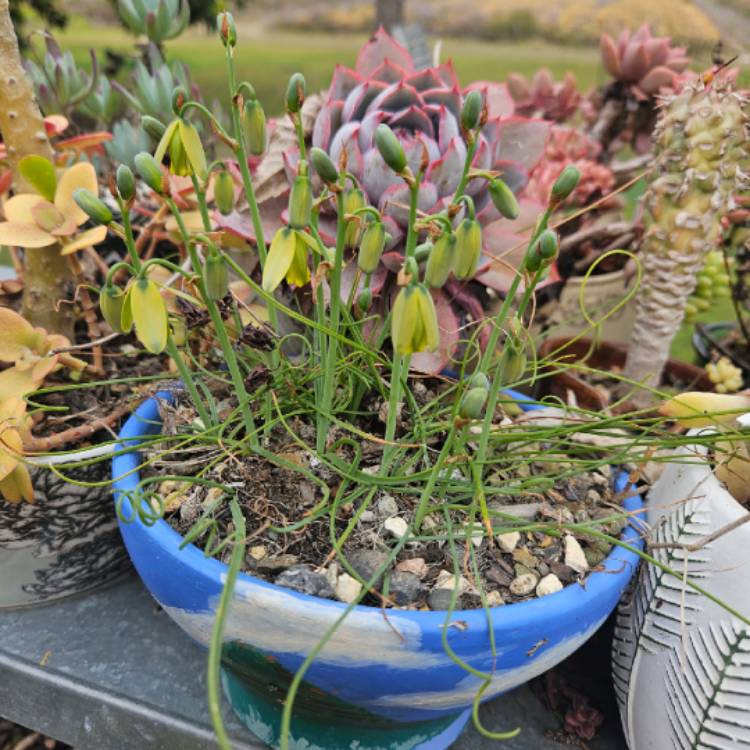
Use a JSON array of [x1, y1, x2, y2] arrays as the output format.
[[536, 574, 564, 597], [335, 573, 363, 604], [564, 535, 590, 574], [496, 531, 521, 553], [384, 516, 409, 540], [435, 569, 469, 593], [509, 573, 538, 596]]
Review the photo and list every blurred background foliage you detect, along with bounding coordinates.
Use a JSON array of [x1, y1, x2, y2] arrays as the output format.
[[10, 0, 748, 113]]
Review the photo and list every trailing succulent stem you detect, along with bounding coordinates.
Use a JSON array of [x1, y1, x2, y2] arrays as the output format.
[[623, 78, 750, 406], [0, 0, 74, 337]]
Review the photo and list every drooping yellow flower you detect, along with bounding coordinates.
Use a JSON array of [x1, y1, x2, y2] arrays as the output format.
[[391, 284, 439, 355], [121, 278, 169, 354], [155, 118, 208, 180], [0, 159, 107, 254], [262, 227, 315, 292]]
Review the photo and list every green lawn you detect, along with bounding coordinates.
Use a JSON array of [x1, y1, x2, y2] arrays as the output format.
[[44, 17, 605, 114]]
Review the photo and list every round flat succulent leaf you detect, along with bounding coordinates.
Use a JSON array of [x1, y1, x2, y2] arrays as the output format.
[[0, 221, 54, 248], [60, 225, 108, 255], [55, 161, 98, 226], [3, 194, 45, 224], [18, 155, 57, 201]]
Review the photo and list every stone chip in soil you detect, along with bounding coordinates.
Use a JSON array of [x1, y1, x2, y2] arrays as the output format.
[[276, 566, 334, 598], [388, 571, 422, 605]]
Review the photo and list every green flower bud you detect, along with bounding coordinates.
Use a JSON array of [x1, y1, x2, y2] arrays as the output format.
[[524, 244, 543, 273], [404, 256, 419, 279], [142, 115, 167, 141], [497, 343, 527, 386], [488, 178, 520, 220], [459, 386, 489, 419], [214, 170, 235, 215], [357, 220, 386, 274], [453, 218, 482, 279], [357, 287, 372, 311], [171, 86, 188, 116], [286, 73, 306, 114], [343, 188, 366, 248], [72, 188, 112, 225], [537, 229, 558, 260], [461, 90, 482, 131], [414, 240, 433, 262], [116, 164, 135, 202], [374, 123, 407, 174], [468, 372, 490, 390], [217, 11, 237, 47], [424, 232, 456, 288], [310, 146, 339, 183], [134, 152, 165, 194], [204, 250, 229, 300], [100, 284, 126, 334], [288, 166, 312, 229], [550, 165, 581, 204], [242, 99, 267, 156]]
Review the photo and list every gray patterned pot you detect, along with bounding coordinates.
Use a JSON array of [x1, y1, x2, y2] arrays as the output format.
[[612, 443, 750, 749], [0, 448, 131, 609]]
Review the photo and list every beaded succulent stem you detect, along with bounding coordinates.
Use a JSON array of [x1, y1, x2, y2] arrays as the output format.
[[622, 79, 750, 406]]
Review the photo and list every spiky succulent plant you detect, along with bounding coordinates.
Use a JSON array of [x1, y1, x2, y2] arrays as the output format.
[[622, 77, 750, 404], [24, 33, 100, 117], [310, 29, 550, 239], [117, 0, 190, 44], [506, 69, 581, 123]]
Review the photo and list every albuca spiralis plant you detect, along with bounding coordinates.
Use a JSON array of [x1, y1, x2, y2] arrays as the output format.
[[90, 16, 750, 750], [622, 75, 750, 406]]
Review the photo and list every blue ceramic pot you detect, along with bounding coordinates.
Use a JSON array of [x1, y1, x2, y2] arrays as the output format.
[[113, 392, 643, 750]]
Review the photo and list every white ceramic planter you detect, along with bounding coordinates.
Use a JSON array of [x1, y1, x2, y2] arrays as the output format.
[[612, 443, 750, 750]]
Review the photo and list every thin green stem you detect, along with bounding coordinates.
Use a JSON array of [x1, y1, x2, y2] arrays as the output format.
[[453, 138, 478, 203], [206, 498, 246, 750], [316, 190, 347, 454], [168, 191, 257, 442]]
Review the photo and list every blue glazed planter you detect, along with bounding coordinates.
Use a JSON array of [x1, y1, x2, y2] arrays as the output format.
[[113, 392, 644, 750]]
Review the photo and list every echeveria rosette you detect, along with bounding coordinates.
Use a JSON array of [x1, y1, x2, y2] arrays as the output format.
[[309, 30, 550, 372], [310, 29, 550, 235], [600, 24, 690, 100], [525, 126, 615, 209]]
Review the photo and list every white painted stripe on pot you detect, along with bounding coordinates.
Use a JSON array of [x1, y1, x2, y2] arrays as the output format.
[[368, 617, 606, 711], [163, 576, 448, 670]]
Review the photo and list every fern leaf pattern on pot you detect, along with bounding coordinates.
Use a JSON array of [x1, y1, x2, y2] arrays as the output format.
[[612, 445, 750, 749]]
